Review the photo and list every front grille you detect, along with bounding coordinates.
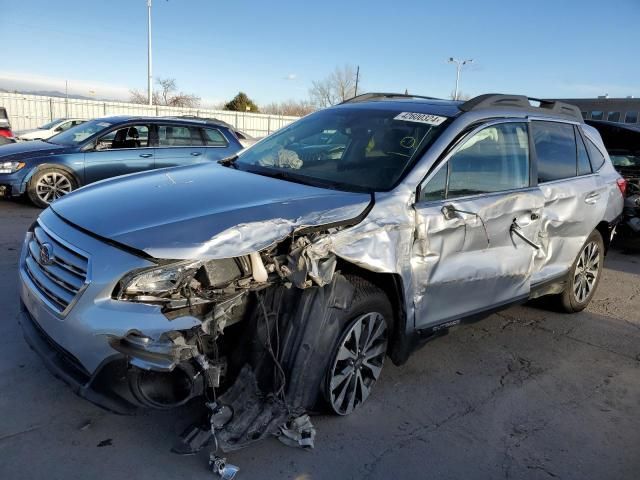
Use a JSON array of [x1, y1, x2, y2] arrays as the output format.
[[24, 223, 90, 314]]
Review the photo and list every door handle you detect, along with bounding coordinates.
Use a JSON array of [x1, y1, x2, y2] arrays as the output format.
[[191, 152, 202, 156], [584, 192, 600, 205], [139, 153, 153, 158]]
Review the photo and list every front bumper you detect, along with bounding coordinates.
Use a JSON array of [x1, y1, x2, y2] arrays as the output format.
[[19, 302, 138, 414], [18, 208, 204, 411], [0, 169, 29, 197]]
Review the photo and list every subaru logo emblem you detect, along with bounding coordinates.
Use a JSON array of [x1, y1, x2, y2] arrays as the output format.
[[39, 243, 54, 266]]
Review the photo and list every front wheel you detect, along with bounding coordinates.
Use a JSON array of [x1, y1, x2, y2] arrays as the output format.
[[27, 168, 76, 208], [324, 277, 391, 415], [558, 230, 605, 313]]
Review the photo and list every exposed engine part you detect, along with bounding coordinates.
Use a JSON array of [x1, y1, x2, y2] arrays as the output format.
[[277, 414, 316, 450], [209, 454, 239, 480]]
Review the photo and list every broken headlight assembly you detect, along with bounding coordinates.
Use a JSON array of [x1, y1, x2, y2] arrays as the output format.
[[114, 257, 253, 307], [117, 260, 203, 302]]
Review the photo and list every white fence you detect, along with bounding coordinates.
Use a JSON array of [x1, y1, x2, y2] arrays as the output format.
[[0, 92, 300, 138]]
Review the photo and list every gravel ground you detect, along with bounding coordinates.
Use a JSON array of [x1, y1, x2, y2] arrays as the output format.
[[0, 199, 639, 480]]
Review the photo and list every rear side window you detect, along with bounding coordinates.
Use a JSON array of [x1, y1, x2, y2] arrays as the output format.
[[585, 138, 606, 171], [203, 128, 228, 147], [576, 128, 592, 176], [158, 125, 204, 146], [532, 121, 577, 182]]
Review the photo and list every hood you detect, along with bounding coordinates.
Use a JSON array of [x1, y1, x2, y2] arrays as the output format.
[[0, 140, 71, 160], [51, 163, 372, 259], [15, 128, 43, 137]]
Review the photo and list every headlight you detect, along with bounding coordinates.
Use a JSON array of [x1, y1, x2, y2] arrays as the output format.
[[0, 161, 25, 174], [118, 260, 203, 298]]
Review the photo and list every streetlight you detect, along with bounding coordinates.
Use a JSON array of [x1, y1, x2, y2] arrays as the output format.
[[448, 57, 473, 101], [147, 0, 153, 106]]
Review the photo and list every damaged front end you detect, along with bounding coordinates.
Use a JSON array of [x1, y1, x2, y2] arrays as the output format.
[[103, 228, 353, 454]]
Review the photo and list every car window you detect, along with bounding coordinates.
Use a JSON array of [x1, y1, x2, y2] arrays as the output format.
[[57, 121, 74, 132], [585, 138, 606, 171], [607, 112, 620, 122], [158, 125, 203, 147], [591, 111, 604, 121], [47, 119, 112, 146], [419, 122, 530, 201], [576, 128, 592, 176], [532, 121, 577, 182], [624, 112, 639, 124], [203, 128, 228, 147], [419, 164, 448, 202], [97, 125, 149, 150]]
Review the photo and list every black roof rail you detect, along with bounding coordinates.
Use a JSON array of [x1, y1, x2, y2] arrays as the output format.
[[168, 115, 235, 130], [339, 92, 440, 104], [459, 94, 583, 122]]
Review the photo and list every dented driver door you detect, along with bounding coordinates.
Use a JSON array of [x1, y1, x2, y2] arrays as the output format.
[[411, 120, 546, 330]]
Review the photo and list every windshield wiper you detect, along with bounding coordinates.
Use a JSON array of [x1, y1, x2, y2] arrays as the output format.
[[244, 167, 369, 192], [218, 154, 239, 167]]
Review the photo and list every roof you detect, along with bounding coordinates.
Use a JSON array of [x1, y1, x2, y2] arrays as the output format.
[[332, 94, 463, 118], [331, 92, 583, 122]]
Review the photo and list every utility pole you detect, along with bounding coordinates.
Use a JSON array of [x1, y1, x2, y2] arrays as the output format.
[[147, 0, 153, 105], [448, 57, 473, 100], [354, 65, 360, 97]]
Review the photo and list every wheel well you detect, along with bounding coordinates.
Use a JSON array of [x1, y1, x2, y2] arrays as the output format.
[[335, 259, 409, 364], [595, 221, 611, 254], [28, 163, 81, 188]]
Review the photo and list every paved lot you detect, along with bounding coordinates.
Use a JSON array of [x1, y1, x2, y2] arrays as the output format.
[[0, 199, 639, 480]]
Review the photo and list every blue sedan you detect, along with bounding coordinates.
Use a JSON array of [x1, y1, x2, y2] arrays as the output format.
[[0, 116, 244, 207]]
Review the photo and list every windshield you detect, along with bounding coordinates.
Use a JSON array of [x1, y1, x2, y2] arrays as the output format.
[[47, 119, 112, 146], [235, 107, 447, 192], [39, 119, 65, 130]]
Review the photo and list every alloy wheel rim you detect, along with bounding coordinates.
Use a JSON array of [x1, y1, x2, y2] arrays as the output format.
[[36, 172, 72, 204], [328, 312, 387, 415], [573, 241, 600, 303]]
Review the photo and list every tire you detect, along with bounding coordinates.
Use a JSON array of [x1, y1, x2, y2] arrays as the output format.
[[557, 230, 605, 313], [323, 276, 392, 415], [27, 168, 76, 208]]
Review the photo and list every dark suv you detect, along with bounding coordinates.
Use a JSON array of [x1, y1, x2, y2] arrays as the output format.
[[0, 116, 243, 207]]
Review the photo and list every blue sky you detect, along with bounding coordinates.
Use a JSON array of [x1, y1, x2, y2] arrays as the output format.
[[1, 0, 638, 105]]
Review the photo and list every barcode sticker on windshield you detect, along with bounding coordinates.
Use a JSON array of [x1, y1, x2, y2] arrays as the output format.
[[394, 112, 447, 126]]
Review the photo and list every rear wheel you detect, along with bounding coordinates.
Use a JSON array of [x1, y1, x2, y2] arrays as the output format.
[[27, 168, 76, 208], [558, 230, 604, 313], [324, 277, 391, 415]]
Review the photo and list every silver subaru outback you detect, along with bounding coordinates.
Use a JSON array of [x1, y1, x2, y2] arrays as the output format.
[[19, 93, 624, 448]]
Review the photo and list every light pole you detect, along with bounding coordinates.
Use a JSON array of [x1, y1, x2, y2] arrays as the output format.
[[147, 0, 153, 105], [448, 57, 473, 100]]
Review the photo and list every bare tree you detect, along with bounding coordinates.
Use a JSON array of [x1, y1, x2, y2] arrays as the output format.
[[309, 65, 360, 108], [261, 99, 316, 116], [129, 77, 201, 108]]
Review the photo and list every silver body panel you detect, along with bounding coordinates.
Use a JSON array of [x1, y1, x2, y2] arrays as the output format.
[[19, 105, 624, 374]]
